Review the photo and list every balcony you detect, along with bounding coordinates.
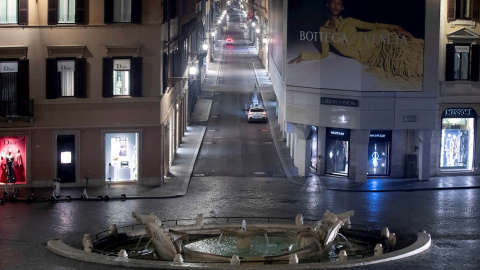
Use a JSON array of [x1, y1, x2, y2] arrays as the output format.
[[0, 100, 34, 123]]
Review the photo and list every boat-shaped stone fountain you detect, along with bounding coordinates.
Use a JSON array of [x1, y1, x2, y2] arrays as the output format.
[[47, 210, 431, 269]]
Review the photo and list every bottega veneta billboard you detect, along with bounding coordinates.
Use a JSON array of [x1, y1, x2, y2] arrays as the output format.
[[286, 0, 425, 91]]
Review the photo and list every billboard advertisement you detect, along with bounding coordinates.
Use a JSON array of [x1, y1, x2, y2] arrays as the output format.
[[286, 0, 425, 91]]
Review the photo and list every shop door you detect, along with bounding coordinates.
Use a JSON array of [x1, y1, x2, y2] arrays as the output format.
[[57, 135, 76, 183]]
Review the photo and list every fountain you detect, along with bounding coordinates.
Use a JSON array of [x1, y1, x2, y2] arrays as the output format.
[[47, 210, 432, 268]]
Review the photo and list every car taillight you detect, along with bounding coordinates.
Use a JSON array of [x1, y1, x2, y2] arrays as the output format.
[[262, 112, 266, 115], [248, 112, 252, 115]]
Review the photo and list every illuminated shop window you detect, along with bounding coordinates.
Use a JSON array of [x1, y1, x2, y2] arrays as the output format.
[[58, 0, 75, 23], [440, 108, 476, 171], [325, 128, 349, 176], [114, 0, 132, 22], [367, 131, 391, 176], [105, 133, 139, 181], [61, 151, 72, 164], [0, 0, 17, 24], [57, 60, 75, 96], [113, 59, 130, 96]]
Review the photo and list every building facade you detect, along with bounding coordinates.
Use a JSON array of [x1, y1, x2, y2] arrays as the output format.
[[267, 0, 445, 182], [0, 0, 212, 188]]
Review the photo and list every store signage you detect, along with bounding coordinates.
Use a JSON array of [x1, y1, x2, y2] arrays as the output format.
[[370, 134, 386, 138], [57, 60, 75, 72], [0, 62, 18, 73], [403, 115, 417, 122], [114, 59, 131, 70], [443, 108, 474, 117], [330, 130, 345, 136], [455, 46, 469, 53], [321, 97, 358, 107]]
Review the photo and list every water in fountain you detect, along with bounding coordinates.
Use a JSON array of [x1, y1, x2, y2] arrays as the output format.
[[217, 234, 223, 245], [264, 233, 269, 246], [135, 234, 145, 250], [337, 233, 353, 250], [145, 238, 152, 249]]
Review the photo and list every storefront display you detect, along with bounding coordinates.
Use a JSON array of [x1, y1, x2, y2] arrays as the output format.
[[440, 108, 475, 171], [367, 131, 391, 175], [105, 132, 138, 181], [325, 128, 349, 176], [310, 126, 318, 169], [0, 136, 27, 184]]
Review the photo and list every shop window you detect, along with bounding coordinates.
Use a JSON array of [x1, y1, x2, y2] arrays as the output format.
[[440, 108, 476, 171], [0, 60, 29, 117], [104, 0, 142, 24], [445, 43, 480, 81], [105, 133, 139, 181], [48, 0, 85, 25], [367, 131, 391, 176], [447, 0, 480, 22], [0, 136, 27, 184], [325, 128, 349, 176], [310, 126, 318, 169], [102, 57, 142, 97], [46, 58, 87, 99]]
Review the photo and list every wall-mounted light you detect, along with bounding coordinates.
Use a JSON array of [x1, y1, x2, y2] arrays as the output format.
[[202, 43, 209, 51], [218, 19, 221, 24], [252, 22, 256, 27], [255, 28, 261, 34], [189, 64, 198, 76], [262, 35, 268, 44], [211, 31, 216, 37]]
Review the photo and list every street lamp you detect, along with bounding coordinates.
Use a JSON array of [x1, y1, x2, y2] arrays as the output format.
[[202, 43, 209, 51]]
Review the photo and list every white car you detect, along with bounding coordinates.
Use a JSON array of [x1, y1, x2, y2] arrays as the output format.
[[247, 106, 267, 122]]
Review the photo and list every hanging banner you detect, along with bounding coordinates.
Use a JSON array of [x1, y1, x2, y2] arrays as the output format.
[[286, 0, 425, 92]]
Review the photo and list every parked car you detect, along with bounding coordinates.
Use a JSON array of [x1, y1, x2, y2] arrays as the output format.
[[247, 105, 267, 122]]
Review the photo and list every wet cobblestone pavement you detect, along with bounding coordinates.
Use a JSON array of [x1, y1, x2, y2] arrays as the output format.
[[1, 176, 479, 269]]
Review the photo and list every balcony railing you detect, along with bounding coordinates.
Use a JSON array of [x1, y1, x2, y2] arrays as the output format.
[[0, 100, 34, 122]]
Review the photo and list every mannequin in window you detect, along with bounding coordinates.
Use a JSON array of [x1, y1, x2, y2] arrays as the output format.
[[0, 149, 6, 183], [14, 149, 25, 183], [6, 149, 16, 183]]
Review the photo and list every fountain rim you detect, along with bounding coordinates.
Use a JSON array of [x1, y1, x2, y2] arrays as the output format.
[[47, 231, 431, 269]]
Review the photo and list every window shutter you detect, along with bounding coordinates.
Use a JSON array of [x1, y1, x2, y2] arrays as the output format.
[[18, 0, 28, 25], [445, 44, 455, 81], [102, 58, 114, 98], [130, 57, 143, 97], [131, 0, 143, 24], [471, 45, 480, 81], [447, 0, 455, 22], [48, 0, 58, 25], [104, 0, 114, 24], [75, 58, 87, 98], [472, 0, 480, 21], [46, 58, 58, 99], [17, 59, 29, 115], [76, 0, 86, 25]]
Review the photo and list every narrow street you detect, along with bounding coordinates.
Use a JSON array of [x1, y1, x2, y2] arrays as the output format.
[[192, 9, 283, 178]]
